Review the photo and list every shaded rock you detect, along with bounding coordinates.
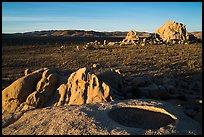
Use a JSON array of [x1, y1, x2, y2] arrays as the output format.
[[138, 84, 168, 99], [98, 69, 125, 93], [162, 77, 176, 87], [188, 81, 201, 91], [163, 84, 176, 94], [2, 110, 26, 128], [129, 76, 151, 87], [123, 86, 138, 99], [166, 99, 186, 107], [177, 80, 188, 89], [22, 91, 44, 110], [138, 83, 158, 97], [24, 70, 61, 110], [183, 109, 197, 118], [193, 112, 202, 126]]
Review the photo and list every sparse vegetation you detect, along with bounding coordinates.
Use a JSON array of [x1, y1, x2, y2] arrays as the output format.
[[2, 27, 202, 135], [2, 43, 202, 90]]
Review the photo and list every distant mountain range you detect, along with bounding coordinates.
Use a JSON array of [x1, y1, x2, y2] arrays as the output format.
[[2, 30, 152, 38], [3, 30, 202, 40], [190, 31, 202, 40]]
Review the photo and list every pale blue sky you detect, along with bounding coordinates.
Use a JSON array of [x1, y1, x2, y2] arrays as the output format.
[[2, 2, 202, 33]]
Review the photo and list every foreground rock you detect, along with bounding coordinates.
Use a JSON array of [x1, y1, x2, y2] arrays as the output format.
[[2, 67, 124, 113], [2, 99, 202, 135], [55, 68, 124, 106], [2, 68, 49, 113]]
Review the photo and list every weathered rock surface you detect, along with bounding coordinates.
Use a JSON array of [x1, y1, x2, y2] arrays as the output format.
[[120, 30, 140, 46], [55, 68, 124, 106], [155, 21, 190, 44], [2, 68, 49, 113], [120, 29, 165, 46], [2, 99, 202, 135], [2, 67, 125, 113]]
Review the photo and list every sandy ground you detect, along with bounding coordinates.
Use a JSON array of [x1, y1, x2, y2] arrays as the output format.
[[2, 99, 202, 135]]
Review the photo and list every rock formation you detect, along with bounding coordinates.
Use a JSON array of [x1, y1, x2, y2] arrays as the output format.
[[2, 68, 48, 113], [120, 30, 165, 46], [2, 67, 125, 113], [120, 30, 140, 46], [55, 67, 124, 106], [155, 21, 190, 44]]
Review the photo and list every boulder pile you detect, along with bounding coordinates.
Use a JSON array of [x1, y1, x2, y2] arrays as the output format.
[[120, 30, 140, 46], [79, 21, 199, 49], [82, 40, 121, 50], [83, 40, 105, 50], [119, 21, 200, 46], [120, 30, 164, 46]]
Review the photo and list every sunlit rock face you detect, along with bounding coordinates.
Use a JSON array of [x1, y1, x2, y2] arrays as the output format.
[[155, 21, 190, 44], [120, 30, 140, 46], [2, 67, 125, 113]]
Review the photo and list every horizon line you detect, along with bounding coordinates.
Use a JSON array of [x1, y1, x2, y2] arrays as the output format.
[[2, 29, 202, 34]]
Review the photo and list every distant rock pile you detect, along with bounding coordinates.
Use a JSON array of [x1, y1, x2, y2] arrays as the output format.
[[2, 67, 125, 113], [119, 21, 200, 46], [155, 21, 190, 44], [119, 30, 164, 46], [82, 40, 121, 50], [79, 21, 200, 49], [83, 40, 105, 50], [120, 30, 140, 46]]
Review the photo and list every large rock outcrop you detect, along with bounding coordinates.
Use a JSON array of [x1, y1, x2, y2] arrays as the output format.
[[55, 68, 124, 106], [155, 21, 190, 44], [2, 67, 125, 113]]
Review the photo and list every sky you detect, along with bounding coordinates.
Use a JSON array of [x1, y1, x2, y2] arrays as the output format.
[[2, 2, 202, 33]]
